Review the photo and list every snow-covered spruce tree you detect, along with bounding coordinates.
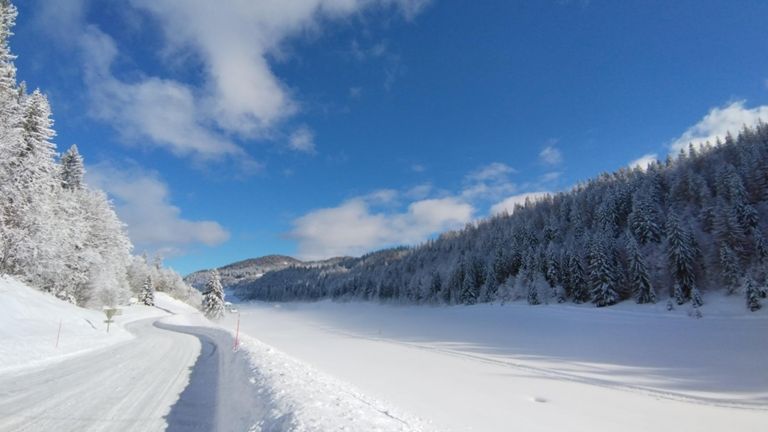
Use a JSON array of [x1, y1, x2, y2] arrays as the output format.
[[202, 269, 225, 320], [447, 260, 465, 305], [460, 256, 483, 305], [522, 253, 541, 305], [627, 235, 655, 304], [483, 263, 498, 302], [588, 233, 619, 307], [665, 211, 697, 304], [428, 271, 442, 302], [139, 276, 154, 306], [719, 244, 741, 295], [567, 253, 590, 303], [745, 275, 761, 312], [754, 230, 768, 264], [59, 144, 84, 190], [629, 185, 662, 244]]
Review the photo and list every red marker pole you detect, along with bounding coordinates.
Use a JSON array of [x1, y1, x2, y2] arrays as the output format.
[[55, 319, 62, 348], [233, 312, 240, 351]]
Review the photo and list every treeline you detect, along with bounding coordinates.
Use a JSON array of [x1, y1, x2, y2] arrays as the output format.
[[236, 124, 768, 311], [0, 2, 197, 307]]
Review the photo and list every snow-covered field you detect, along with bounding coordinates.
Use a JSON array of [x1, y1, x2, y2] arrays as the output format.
[[223, 295, 768, 432], [4, 274, 766, 431]]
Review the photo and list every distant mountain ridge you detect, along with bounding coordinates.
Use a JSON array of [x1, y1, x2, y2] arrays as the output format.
[[185, 255, 345, 290]]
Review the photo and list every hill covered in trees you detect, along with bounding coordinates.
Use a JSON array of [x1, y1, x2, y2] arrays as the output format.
[[234, 124, 768, 311], [0, 2, 196, 308], [184, 254, 347, 290]]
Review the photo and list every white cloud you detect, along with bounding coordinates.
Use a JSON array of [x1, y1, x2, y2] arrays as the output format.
[[128, 0, 429, 137], [628, 153, 657, 170], [669, 101, 768, 154], [290, 160, 526, 259], [38, 0, 430, 160], [79, 26, 247, 162], [288, 125, 316, 153], [410, 163, 426, 172], [86, 163, 230, 255], [490, 192, 550, 216], [539, 145, 563, 165], [291, 196, 472, 260]]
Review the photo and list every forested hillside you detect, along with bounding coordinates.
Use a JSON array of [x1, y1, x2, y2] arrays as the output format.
[[185, 255, 349, 290], [235, 124, 768, 311], [0, 2, 195, 307]]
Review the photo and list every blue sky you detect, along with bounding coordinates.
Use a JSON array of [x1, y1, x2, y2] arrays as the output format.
[[12, 0, 768, 274]]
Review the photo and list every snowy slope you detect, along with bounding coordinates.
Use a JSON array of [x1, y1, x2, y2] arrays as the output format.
[[0, 277, 434, 431], [0, 276, 196, 373], [223, 296, 768, 432], [1, 276, 134, 372]]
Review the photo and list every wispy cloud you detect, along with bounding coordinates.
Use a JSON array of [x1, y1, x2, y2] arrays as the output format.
[[288, 125, 316, 153], [539, 143, 563, 165], [461, 162, 517, 201]]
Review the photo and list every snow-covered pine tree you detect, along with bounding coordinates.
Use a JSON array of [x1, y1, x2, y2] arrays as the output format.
[[745, 275, 761, 311], [483, 262, 498, 302], [665, 211, 696, 304], [589, 233, 619, 307], [523, 253, 541, 305], [673, 282, 685, 305], [491, 247, 509, 288], [202, 269, 225, 320], [59, 144, 84, 190], [754, 230, 768, 263], [429, 271, 442, 301], [0, 0, 17, 95], [568, 253, 589, 303], [627, 235, 655, 304], [629, 186, 662, 244], [690, 284, 703, 308], [719, 244, 741, 295], [139, 276, 154, 306], [460, 256, 483, 305], [544, 245, 559, 288], [447, 259, 465, 305]]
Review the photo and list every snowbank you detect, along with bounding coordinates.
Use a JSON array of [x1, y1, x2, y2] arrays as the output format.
[[161, 310, 433, 431], [0, 276, 169, 373]]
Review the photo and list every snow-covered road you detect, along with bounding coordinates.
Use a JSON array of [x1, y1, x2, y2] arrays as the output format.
[[0, 318, 260, 432]]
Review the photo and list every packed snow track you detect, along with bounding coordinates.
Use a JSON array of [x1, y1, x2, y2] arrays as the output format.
[[0, 318, 262, 432]]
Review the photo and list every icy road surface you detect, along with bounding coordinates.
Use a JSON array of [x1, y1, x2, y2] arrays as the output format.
[[0, 318, 261, 432]]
